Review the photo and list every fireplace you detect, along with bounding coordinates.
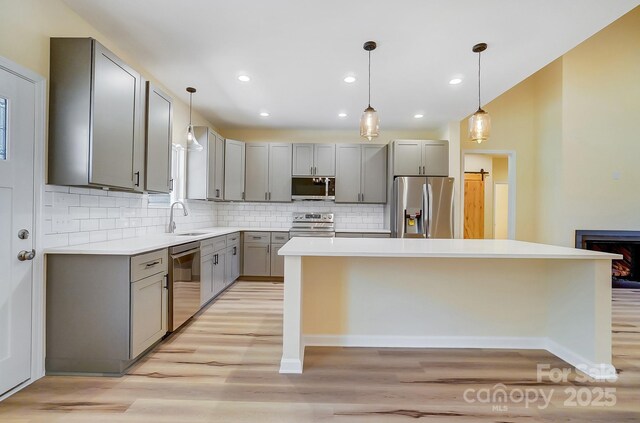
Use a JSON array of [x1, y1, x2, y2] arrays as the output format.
[[576, 230, 640, 289]]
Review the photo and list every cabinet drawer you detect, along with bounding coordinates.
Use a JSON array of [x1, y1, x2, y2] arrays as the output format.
[[244, 232, 270, 244], [212, 236, 227, 252], [130, 249, 168, 282], [225, 232, 240, 245], [271, 232, 290, 243]]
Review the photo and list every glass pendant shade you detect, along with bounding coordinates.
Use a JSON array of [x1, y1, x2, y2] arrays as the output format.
[[187, 124, 203, 151], [359, 106, 379, 141], [468, 108, 491, 144]]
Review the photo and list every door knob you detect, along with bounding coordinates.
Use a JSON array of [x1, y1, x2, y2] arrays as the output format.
[[18, 249, 36, 261]]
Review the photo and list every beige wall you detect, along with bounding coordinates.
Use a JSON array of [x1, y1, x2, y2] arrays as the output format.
[[222, 127, 447, 144], [460, 6, 640, 246], [0, 0, 216, 149]]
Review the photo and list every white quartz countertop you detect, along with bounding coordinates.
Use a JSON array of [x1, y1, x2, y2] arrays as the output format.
[[44, 227, 274, 256], [278, 237, 622, 260], [45, 226, 391, 256]]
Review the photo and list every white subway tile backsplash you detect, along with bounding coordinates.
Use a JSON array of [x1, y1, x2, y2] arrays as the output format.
[[43, 184, 383, 248]]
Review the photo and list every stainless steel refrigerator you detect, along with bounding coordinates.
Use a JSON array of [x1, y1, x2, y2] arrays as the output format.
[[391, 176, 455, 238]]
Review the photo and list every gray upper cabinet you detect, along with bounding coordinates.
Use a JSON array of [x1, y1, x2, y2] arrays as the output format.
[[392, 140, 422, 176], [361, 144, 388, 203], [245, 143, 269, 201], [292, 143, 335, 176], [336, 144, 387, 204], [224, 139, 245, 201], [186, 127, 224, 200], [292, 144, 314, 176], [335, 144, 361, 203], [268, 143, 292, 202], [49, 38, 144, 191], [392, 140, 449, 176], [246, 143, 292, 202], [422, 141, 449, 176], [144, 82, 172, 193]]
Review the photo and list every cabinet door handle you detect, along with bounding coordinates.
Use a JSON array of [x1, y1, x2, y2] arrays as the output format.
[[267, 244, 270, 253], [169, 178, 174, 192], [361, 193, 364, 202], [242, 191, 245, 200], [134, 171, 140, 187], [163, 274, 168, 289], [233, 246, 237, 255], [216, 188, 220, 198], [214, 254, 218, 265]]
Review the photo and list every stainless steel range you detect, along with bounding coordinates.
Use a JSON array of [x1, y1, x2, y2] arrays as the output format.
[[289, 212, 335, 237]]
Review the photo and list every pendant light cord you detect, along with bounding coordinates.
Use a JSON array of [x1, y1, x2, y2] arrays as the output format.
[[477, 51, 482, 110], [189, 93, 193, 125], [368, 49, 372, 108]]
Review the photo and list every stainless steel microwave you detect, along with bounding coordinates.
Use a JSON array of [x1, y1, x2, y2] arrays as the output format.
[[291, 177, 335, 201]]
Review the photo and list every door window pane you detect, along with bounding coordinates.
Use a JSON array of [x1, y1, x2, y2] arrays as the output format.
[[0, 98, 6, 160]]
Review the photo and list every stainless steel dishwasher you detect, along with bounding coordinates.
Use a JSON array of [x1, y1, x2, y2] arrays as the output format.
[[169, 242, 201, 332]]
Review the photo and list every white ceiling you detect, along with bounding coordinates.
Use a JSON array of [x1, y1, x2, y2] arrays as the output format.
[[63, 0, 639, 132]]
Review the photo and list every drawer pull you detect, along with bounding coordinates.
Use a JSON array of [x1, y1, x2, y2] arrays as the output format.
[[145, 261, 160, 268], [252, 236, 262, 240]]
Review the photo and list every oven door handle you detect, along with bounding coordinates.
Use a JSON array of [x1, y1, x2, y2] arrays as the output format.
[[170, 248, 200, 259]]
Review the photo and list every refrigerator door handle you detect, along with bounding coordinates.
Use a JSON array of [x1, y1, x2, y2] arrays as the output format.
[[422, 183, 428, 238], [425, 183, 433, 238]]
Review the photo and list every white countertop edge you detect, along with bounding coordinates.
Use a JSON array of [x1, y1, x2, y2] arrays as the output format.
[[44, 226, 387, 255], [334, 229, 390, 233], [277, 238, 622, 260]]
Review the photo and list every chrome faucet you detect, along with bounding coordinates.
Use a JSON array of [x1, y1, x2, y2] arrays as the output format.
[[168, 201, 188, 233]]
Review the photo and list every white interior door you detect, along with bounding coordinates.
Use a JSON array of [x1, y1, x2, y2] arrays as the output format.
[[0, 66, 36, 396]]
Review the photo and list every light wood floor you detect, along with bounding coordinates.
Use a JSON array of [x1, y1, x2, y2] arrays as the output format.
[[1, 282, 639, 422]]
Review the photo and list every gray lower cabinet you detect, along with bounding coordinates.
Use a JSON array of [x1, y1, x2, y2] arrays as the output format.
[[242, 231, 289, 277], [225, 233, 241, 285], [46, 249, 168, 374], [243, 232, 271, 276], [270, 243, 286, 277], [245, 143, 292, 202], [145, 82, 173, 193], [187, 127, 225, 200], [336, 144, 387, 203], [392, 140, 449, 176], [201, 236, 232, 305], [49, 37, 144, 191], [224, 139, 245, 201]]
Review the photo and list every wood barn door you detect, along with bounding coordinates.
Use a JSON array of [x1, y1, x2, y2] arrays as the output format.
[[464, 173, 484, 239]]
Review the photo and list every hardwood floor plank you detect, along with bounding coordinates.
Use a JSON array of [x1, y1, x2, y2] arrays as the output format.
[[0, 282, 638, 422]]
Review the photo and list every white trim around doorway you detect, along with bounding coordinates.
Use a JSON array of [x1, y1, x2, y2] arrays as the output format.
[[461, 150, 517, 240], [0, 56, 46, 401]]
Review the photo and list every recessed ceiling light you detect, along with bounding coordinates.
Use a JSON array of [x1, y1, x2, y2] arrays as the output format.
[[343, 76, 356, 83], [449, 78, 462, 85], [414, 114, 424, 119], [259, 112, 270, 117], [238, 75, 251, 82], [338, 113, 347, 118]]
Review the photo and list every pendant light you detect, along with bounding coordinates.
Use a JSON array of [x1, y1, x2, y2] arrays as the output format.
[[360, 41, 379, 141], [186, 87, 203, 151], [469, 43, 491, 143]]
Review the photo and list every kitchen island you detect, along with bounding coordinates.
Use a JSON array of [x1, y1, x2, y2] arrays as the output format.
[[278, 238, 620, 380]]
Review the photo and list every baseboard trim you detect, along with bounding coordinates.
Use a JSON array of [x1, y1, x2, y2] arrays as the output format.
[[545, 339, 617, 382], [303, 335, 617, 381], [304, 334, 545, 350], [279, 358, 303, 374]]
